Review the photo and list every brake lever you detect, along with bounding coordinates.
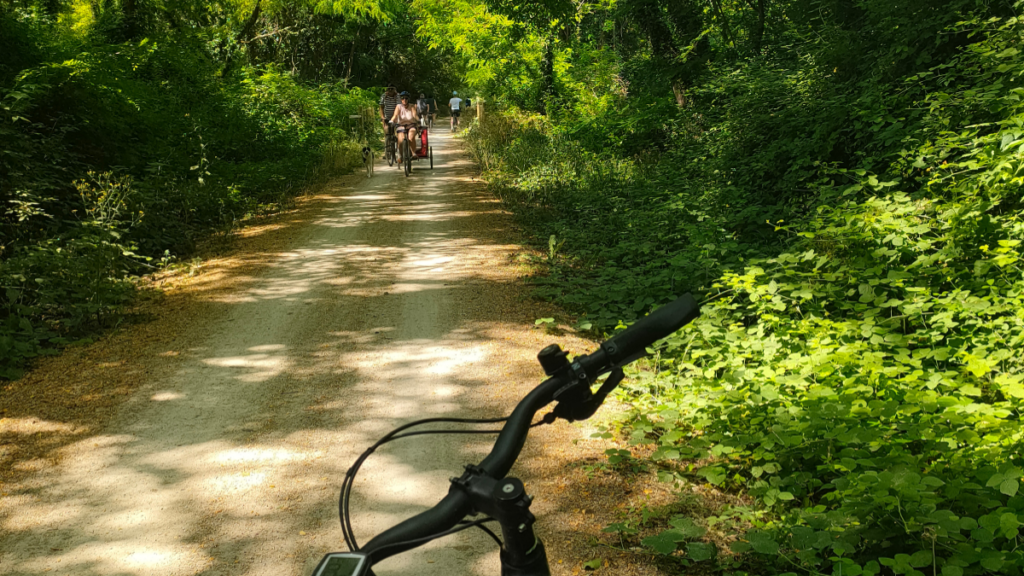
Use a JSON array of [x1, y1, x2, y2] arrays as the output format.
[[549, 368, 624, 422]]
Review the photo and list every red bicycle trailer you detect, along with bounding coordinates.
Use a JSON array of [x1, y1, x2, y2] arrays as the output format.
[[416, 127, 434, 169]]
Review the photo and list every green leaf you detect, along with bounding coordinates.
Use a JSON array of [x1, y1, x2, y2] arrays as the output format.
[[687, 542, 715, 561], [980, 555, 1004, 571], [999, 512, 1019, 532], [909, 551, 932, 568], [698, 466, 726, 486], [642, 531, 683, 555], [1000, 479, 1019, 497], [747, 531, 780, 555], [971, 527, 995, 543], [669, 517, 707, 539], [583, 559, 602, 570], [730, 541, 752, 553], [602, 522, 637, 535], [941, 566, 963, 576]]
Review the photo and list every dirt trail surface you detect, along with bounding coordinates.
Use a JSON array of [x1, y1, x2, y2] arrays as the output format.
[[0, 133, 676, 576]]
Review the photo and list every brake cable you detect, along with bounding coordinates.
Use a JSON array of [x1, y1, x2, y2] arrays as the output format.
[[340, 384, 611, 552], [340, 416, 510, 551]]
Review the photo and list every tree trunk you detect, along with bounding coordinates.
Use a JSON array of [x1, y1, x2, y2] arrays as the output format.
[[746, 0, 766, 54], [239, 0, 263, 45], [672, 80, 687, 108], [222, 0, 262, 77], [540, 36, 556, 114], [121, 0, 140, 37], [344, 30, 359, 88], [709, 0, 736, 48]]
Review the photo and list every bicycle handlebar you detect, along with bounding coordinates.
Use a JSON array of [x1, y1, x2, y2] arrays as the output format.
[[358, 294, 701, 565], [600, 293, 700, 368]]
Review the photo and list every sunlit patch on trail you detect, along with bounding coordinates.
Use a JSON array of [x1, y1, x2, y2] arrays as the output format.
[[404, 255, 454, 269], [0, 417, 80, 435], [205, 470, 269, 493], [150, 391, 184, 401], [201, 353, 287, 383], [212, 446, 319, 465], [249, 344, 287, 352], [343, 194, 395, 201]]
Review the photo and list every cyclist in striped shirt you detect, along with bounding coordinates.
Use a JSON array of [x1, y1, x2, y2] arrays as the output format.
[[378, 85, 399, 159]]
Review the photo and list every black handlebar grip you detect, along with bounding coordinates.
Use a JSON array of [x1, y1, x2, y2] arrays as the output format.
[[600, 293, 700, 367]]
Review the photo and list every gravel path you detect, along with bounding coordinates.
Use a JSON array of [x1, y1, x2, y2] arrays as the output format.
[[0, 132, 605, 576]]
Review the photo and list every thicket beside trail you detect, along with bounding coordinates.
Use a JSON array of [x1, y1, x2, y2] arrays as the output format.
[[0, 0, 466, 379], [444, 0, 1024, 574]]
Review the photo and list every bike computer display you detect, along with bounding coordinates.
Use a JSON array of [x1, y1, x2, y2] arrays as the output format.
[[310, 553, 369, 576]]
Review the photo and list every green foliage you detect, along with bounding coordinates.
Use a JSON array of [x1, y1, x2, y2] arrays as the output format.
[[611, 12, 1024, 576], [0, 6, 377, 378], [464, 0, 1024, 574]]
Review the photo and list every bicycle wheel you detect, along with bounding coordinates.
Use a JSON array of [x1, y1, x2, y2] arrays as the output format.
[[429, 147, 433, 170], [403, 139, 411, 177], [386, 136, 395, 167]]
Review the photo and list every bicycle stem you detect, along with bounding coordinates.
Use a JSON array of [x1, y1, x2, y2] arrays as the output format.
[[451, 470, 550, 575]]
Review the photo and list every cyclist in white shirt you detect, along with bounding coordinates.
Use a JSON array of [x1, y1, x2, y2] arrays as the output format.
[[448, 91, 463, 132]]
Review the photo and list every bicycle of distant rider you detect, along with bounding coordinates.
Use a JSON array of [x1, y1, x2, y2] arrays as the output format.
[[384, 123, 398, 167]]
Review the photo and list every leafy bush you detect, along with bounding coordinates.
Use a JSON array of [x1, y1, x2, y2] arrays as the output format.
[[608, 13, 1024, 575], [465, 1, 1024, 574], [0, 24, 375, 378]]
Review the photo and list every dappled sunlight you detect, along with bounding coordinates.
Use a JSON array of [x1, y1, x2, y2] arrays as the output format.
[[236, 222, 289, 239], [342, 194, 395, 202], [206, 470, 269, 493], [201, 353, 288, 384], [212, 447, 320, 465], [0, 131, 567, 576], [343, 343, 487, 377], [18, 543, 209, 575], [381, 209, 497, 222], [0, 417, 81, 435]]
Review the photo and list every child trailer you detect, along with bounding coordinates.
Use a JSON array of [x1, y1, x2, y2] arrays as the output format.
[[416, 127, 434, 169]]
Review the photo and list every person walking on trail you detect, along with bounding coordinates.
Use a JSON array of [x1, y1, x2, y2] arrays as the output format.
[[390, 91, 421, 163], [448, 91, 463, 132], [379, 85, 400, 159]]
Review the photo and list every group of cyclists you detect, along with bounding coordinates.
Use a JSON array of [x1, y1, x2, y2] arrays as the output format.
[[378, 85, 469, 163]]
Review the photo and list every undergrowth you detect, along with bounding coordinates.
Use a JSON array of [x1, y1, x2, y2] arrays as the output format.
[[1, 12, 376, 379], [466, 4, 1024, 576]]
